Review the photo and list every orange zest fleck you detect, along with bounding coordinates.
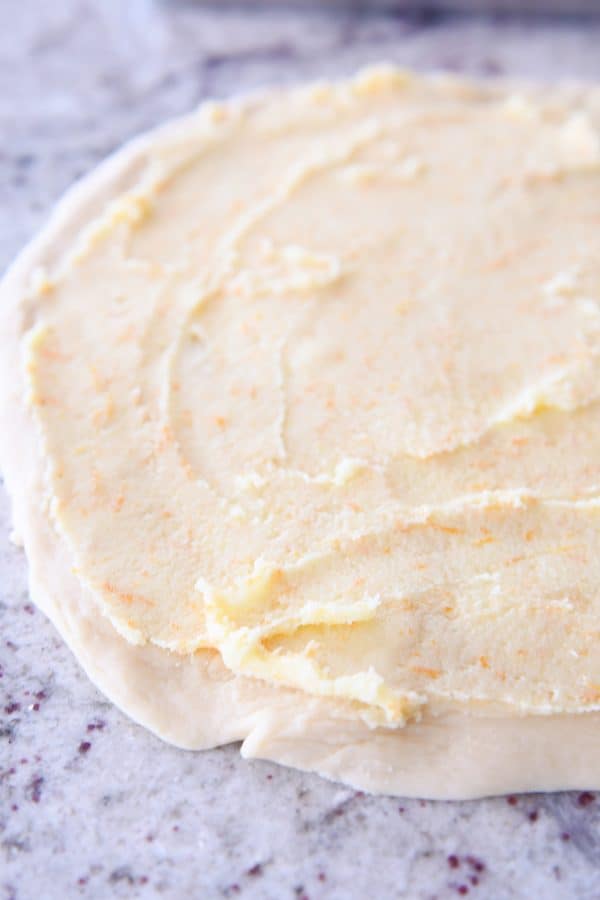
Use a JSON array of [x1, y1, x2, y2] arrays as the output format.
[[411, 665, 441, 679]]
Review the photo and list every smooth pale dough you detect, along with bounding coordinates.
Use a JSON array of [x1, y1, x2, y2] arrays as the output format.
[[2, 67, 600, 799]]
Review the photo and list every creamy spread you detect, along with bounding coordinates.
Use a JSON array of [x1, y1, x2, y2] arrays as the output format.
[[3, 67, 600, 797]]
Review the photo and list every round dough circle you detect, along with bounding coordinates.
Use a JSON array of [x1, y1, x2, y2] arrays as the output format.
[[3, 67, 600, 798]]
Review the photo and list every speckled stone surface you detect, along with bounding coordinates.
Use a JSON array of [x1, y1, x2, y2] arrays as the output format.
[[3, 3, 600, 899]]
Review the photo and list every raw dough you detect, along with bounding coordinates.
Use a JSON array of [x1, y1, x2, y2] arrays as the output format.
[[2, 67, 600, 797]]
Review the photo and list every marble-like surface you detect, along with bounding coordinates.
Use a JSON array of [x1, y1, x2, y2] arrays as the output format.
[[3, 3, 600, 898]]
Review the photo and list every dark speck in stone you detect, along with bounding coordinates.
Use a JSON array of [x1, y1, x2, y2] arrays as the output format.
[[79, 741, 92, 754], [109, 867, 135, 885], [578, 792, 595, 807], [77, 877, 88, 886], [398, 806, 405, 813], [20, 758, 28, 765], [139, 876, 149, 885], [246, 863, 263, 877], [28, 774, 44, 803], [528, 810, 539, 823], [466, 857, 485, 874], [457, 887, 469, 896], [448, 855, 460, 869], [507, 795, 518, 805], [561, 832, 571, 842], [35, 690, 48, 702], [145, 833, 155, 842], [4, 701, 21, 714], [11, 804, 18, 812], [172, 825, 179, 832], [23, 603, 35, 614], [317, 872, 326, 882], [31, 703, 40, 712], [87, 718, 106, 732], [322, 796, 356, 824], [470, 876, 479, 886], [2, 836, 30, 856]]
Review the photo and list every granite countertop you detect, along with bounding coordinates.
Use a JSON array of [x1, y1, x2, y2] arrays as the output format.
[[3, 3, 600, 898]]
